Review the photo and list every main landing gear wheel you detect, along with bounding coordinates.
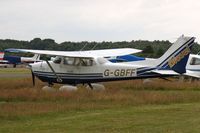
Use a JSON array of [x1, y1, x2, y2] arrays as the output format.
[[42, 86, 56, 92], [42, 82, 56, 92], [86, 83, 105, 91], [59, 85, 78, 92]]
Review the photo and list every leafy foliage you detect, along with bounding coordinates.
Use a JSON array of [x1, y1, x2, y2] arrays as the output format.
[[0, 38, 199, 58]]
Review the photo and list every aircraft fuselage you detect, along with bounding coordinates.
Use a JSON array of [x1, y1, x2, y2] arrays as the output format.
[[30, 58, 159, 85]]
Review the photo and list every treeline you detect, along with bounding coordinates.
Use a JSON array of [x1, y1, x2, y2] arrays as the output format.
[[0, 38, 200, 58]]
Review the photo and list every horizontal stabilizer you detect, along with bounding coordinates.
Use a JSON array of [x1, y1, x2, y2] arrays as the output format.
[[151, 70, 179, 75]]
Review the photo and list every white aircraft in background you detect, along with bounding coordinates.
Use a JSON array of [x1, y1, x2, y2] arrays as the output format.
[[185, 54, 200, 78], [5, 36, 195, 91]]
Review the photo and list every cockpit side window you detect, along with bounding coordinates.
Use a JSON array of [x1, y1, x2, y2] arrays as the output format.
[[53, 57, 62, 64], [190, 57, 200, 65], [62, 57, 95, 66], [80, 59, 94, 66], [64, 57, 75, 65]]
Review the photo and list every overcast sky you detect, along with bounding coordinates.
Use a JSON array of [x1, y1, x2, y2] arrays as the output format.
[[0, 0, 199, 43]]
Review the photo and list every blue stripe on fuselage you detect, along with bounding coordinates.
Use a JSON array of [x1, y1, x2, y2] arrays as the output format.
[[35, 72, 171, 85]]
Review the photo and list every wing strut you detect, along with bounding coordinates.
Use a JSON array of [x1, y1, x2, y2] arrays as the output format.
[[45, 60, 63, 83]]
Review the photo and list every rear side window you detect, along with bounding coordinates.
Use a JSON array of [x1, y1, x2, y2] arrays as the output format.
[[64, 57, 75, 65], [80, 59, 94, 66]]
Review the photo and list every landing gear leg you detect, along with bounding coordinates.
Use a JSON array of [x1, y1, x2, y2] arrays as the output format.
[[86, 83, 105, 91], [88, 83, 93, 90], [48, 82, 53, 87]]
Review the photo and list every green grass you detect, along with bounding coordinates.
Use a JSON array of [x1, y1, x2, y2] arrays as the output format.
[[0, 68, 30, 74], [1, 103, 200, 133], [1, 75, 200, 132]]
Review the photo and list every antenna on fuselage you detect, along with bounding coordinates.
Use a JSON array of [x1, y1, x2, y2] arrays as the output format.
[[80, 42, 100, 51], [80, 43, 88, 51], [91, 43, 99, 50]]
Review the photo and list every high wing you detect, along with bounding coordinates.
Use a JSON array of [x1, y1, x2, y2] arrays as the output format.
[[5, 48, 142, 58]]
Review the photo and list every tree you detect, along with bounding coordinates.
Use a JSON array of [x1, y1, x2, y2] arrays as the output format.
[[155, 48, 164, 57], [143, 45, 154, 53]]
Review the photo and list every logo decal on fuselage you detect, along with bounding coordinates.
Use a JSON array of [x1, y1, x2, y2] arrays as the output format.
[[168, 46, 190, 68], [103, 69, 136, 77]]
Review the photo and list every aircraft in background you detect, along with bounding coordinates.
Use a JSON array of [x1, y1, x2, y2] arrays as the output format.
[[185, 54, 200, 78], [5, 35, 195, 91], [0, 52, 40, 67], [0, 52, 10, 67]]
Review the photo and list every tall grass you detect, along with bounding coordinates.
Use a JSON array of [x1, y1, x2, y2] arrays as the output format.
[[1, 77, 200, 117]]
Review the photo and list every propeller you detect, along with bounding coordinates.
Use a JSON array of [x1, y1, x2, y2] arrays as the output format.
[[31, 70, 35, 86]]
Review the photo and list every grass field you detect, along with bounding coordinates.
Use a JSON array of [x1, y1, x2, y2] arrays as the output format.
[[1, 68, 200, 132], [0, 68, 30, 74], [1, 103, 200, 133]]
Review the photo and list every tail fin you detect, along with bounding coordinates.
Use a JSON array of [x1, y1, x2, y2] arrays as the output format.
[[32, 54, 40, 61], [0, 52, 5, 60], [156, 35, 195, 74]]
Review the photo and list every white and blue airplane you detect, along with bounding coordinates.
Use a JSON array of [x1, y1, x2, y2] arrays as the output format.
[[5, 35, 195, 90], [0, 51, 40, 67]]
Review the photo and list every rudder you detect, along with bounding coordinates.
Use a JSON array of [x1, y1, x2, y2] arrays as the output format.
[[156, 35, 195, 74]]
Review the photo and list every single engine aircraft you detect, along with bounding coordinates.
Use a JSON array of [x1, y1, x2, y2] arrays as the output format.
[[6, 35, 195, 90]]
